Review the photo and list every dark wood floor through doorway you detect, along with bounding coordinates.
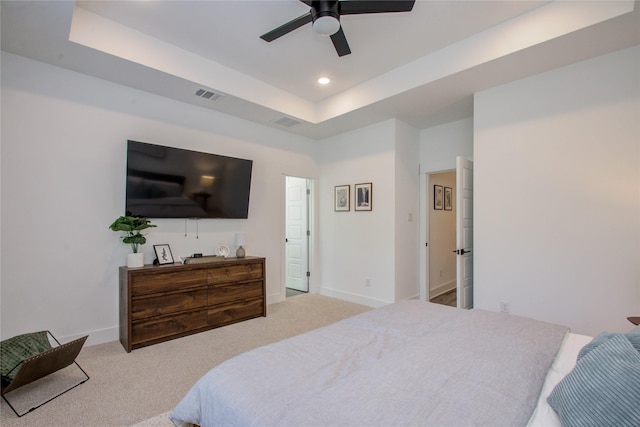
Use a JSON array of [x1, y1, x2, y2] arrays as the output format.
[[430, 289, 456, 307]]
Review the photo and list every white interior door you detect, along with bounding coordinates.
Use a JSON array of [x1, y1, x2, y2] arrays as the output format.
[[285, 176, 309, 292], [456, 157, 474, 309]]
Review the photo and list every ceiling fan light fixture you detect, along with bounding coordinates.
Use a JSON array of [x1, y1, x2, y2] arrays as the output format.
[[260, 0, 416, 56], [312, 15, 340, 36]]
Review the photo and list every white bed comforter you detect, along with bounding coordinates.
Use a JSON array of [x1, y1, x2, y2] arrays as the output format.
[[171, 300, 568, 427]]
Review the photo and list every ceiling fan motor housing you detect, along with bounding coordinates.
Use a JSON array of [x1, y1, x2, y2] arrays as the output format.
[[260, 0, 415, 56], [311, 1, 340, 35]]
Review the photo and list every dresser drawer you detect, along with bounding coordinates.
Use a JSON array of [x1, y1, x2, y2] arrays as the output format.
[[208, 280, 263, 304], [132, 310, 208, 345], [208, 298, 264, 326], [130, 270, 206, 296], [132, 289, 207, 321], [207, 263, 263, 285]]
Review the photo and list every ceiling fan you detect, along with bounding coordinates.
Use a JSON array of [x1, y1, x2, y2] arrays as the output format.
[[260, 0, 416, 57]]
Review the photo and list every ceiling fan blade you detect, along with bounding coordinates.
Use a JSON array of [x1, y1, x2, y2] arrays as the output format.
[[339, 0, 415, 15], [330, 27, 351, 57], [260, 12, 313, 42]]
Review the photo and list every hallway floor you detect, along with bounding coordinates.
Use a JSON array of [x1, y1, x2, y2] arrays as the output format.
[[430, 289, 456, 307]]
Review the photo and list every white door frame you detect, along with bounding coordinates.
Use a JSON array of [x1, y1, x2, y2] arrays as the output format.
[[285, 176, 310, 292], [281, 174, 316, 299], [419, 173, 429, 301], [455, 157, 474, 309], [420, 163, 472, 306]]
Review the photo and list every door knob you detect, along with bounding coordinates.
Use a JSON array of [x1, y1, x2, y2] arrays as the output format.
[[452, 249, 472, 255]]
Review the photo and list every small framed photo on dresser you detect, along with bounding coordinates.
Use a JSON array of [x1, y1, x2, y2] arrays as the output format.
[[154, 244, 174, 265]]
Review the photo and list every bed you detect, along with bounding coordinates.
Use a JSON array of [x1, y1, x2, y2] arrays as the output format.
[[170, 300, 640, 427]]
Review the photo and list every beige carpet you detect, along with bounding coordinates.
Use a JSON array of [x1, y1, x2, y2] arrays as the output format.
[[1, 294, 370, 427]]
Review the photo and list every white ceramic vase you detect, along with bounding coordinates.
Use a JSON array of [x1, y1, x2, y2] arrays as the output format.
[[127, 252, 144, 268]]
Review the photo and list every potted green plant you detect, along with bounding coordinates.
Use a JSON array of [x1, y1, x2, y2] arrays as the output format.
[[109, 215, 157, 267]]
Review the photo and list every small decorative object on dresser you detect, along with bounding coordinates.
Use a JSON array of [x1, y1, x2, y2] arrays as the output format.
[[235, 233, 246, 258], [215, 244, 230, 258], [109, 215, 156, 267], [153, 244, 174, 265], [184, 255, 225, 264]]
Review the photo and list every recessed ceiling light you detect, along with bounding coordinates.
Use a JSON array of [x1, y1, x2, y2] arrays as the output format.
[[317, 77, 331, 85]]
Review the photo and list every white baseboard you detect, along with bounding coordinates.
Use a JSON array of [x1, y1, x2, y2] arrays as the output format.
[[61, 326, 119, 347], [267, 292, 286, 305], [319, 287, 391, 308], [429, 280, 456, 300]]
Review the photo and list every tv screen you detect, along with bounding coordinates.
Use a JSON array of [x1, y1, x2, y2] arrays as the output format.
[[125, 140, 253, 219]]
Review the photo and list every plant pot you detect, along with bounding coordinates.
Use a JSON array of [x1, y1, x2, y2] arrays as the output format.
[[127, 253, 144, 268]]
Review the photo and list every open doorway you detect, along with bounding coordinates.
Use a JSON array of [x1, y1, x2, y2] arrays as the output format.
[[285, 176, 311, 298], [427, 170, 457, 307], [422, 157, 474, 309]]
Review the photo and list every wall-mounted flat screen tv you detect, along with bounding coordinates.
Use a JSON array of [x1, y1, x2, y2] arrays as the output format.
[[125, 140, 253, 219]]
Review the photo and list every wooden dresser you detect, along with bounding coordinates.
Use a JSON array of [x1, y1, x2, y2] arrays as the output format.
[[119, 256, 265, 352]]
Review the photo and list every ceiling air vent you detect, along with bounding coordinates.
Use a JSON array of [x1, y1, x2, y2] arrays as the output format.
[[195, 88, 223, 101], [273, 117, 301, 128]]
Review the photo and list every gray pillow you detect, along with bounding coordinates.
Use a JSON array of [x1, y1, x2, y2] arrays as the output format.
[[578, 328, 640, 360], [547, 334, 640, 427]]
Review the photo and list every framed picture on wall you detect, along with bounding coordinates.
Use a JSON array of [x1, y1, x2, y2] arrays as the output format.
[[434, 185, 443, 210], [444, 187, 452, 211], [354, 182, 372, 211], [154, 244, 174, 265], [335, 185, 350, 211]]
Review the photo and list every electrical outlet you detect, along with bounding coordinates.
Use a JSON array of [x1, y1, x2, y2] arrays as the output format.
[[500, 301, 510, 314]]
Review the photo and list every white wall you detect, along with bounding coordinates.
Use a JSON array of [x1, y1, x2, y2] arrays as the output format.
[[317, 121, 397, 306], [474, 46, 640, 336], [317, 119, 420, 306], [394, 121, 421, 301], [420, 118, 474, 174], [0, 52, 318, 344], [428, 171, 456, 298]]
